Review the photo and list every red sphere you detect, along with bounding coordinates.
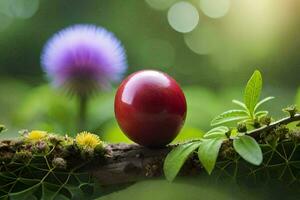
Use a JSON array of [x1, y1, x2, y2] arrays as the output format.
[[114, 70, 187, 147]]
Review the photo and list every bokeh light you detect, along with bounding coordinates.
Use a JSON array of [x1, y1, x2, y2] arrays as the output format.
[[199, 0, 231, 19], [184, 24, 218, 55], [145, 0, 178, 10], [0, 0, 39, 19], [167, 1, 199, 33], [137, 38, 175, 68]]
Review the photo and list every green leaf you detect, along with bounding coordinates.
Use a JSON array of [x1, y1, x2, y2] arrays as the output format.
[[211, 110, 249, 126], [233, 135, 263, 166], [198, 138, 225, 174], [41, 183, 59, 200], [255, 110, 268, 118], [254, 96, 274, 112], [164, 142, 201, 181], [204, 126, 229, 139], [244, 70, 262, 115], [9, 183, 40, 200], [232, 99, 248, 110]]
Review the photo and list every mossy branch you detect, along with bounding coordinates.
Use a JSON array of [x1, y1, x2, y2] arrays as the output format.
[[249, 113, 300, 139], [1, 114, 300, 187]]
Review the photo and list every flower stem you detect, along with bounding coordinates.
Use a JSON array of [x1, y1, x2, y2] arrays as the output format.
[[78, 95, 88, 131]]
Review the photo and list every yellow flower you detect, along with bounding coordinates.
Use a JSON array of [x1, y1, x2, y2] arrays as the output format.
[[27, 130, 47, 141], [75, 131, 101, 149]]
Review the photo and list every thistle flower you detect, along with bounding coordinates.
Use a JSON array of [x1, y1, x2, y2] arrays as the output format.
[[26, 130, 47, 141], [41, 24, 127, 97], [75, 131, 102, 149]]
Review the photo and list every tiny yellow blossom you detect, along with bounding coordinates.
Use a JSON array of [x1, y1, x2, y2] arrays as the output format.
[[75, 131, 101, 149], [27, 130, 47, 141]]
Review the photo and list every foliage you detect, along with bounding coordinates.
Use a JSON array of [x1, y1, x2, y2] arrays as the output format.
[[164, 142, 201, 181], [211, 70, 274, 126], [233, 135, 262, 166], [163, 70, 300, 183], [0, 130, 106, 199], [198, 137, 225, 174]]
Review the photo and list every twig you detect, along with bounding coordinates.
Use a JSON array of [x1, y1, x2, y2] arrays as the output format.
[[91, 143, 201, 185], [248, 114, 300, 138]]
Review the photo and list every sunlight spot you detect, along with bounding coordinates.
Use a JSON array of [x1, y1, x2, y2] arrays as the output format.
[[2, 0, 39, 19], [199, 0, 231, 19], [167, 2, 199, 33], [184, 25, 218, 55]]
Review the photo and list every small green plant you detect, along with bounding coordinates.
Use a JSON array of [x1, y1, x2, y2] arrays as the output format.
[[164, 70, 278, 181], [211, 70, 274, 127]]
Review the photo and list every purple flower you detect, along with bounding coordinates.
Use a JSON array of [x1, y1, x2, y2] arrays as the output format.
[[41, 24, 127, 96]]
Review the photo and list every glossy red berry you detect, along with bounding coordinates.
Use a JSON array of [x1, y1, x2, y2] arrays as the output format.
[[114, 70, 187, 147]]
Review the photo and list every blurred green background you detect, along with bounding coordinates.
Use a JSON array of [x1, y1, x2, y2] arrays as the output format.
[[1, 0, 299, 138], [0, 0, 300, 199]]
